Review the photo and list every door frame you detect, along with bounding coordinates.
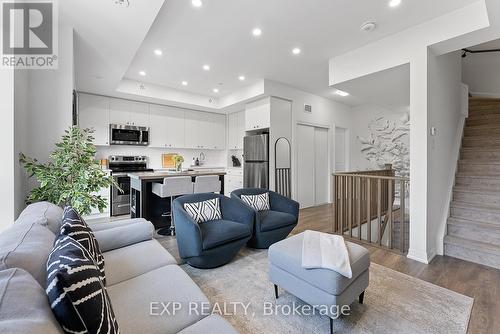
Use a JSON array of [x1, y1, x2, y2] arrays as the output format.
[[296, 121, 331, 208], [333, 126, 351, 173]]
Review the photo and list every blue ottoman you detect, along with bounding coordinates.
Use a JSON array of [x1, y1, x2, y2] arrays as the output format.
[[268, 232, 370, 333]]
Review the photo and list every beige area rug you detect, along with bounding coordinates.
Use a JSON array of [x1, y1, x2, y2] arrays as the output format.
[[181, 249, 473, 334]]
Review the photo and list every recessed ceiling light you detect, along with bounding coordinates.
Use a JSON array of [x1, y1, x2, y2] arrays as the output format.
[[192, 0, 202, 8], [389, 0, 402, 7], [252, 28, 262, 37], [213, 88, 219, 93], [334, 89, 349, 97], [203, 64, 210, 71], [292, 48, 301, 55], [238, 75, 246, 81], [139, 71, 146, 76], [154, 49, 163, 56], [182, 81, 188, 86]]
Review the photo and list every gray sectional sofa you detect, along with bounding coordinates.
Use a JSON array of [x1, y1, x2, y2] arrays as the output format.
[[0, 202, 238, 334]]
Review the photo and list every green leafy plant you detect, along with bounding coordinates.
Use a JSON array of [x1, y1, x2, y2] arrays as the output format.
[[19, 126, 120, 215], [173, 154, 184, 171]]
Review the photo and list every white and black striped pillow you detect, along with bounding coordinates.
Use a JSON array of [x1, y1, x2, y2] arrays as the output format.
[[184, 198, 222, 223], [60, 206, 106, 284], [241, 192, 270, 211], [46, 235, 120, 334]]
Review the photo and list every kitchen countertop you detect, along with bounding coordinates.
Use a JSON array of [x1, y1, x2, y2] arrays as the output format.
[[128, 170, 226, 180]]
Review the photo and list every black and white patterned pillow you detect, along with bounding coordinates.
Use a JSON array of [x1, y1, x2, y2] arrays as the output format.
[[241, 192, 270, 211], [184, 198, 222, 223], [60, 207, 106, 284], [46, 235, 120, 334]]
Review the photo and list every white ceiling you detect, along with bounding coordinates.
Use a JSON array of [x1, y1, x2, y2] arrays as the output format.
[[335, 63, 410, 111], [124, 0, 476, 104], [61, 0, 165, 97], [468, 38, 500, 50]]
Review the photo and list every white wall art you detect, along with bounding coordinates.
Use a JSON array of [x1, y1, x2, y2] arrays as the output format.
[[358, 113, 410, 178]]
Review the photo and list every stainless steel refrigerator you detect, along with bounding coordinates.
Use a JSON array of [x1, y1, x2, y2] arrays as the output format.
[[244, 133, 269, 189]]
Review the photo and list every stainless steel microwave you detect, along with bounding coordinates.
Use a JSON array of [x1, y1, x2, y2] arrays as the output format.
[[110, 124, 149, 146]]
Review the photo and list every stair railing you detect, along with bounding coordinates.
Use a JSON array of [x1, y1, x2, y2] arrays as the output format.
[[333, 167, 410, 253]]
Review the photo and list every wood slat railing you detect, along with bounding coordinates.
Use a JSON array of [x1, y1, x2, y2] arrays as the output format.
[[333, 167, 409, 254]]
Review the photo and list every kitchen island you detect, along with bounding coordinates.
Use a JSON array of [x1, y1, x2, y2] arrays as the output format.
[[128, 170, 226, 227]]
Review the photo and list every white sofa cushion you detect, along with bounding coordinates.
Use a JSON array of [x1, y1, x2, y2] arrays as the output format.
[[107, 265, 209, 334], [104, 239, 177, 286], [17, 201, 63, 234], [178, 315, 238, 334], [0, 268, 63, 334], [0, 216, 56, 286], [93, 221, 154, 252]]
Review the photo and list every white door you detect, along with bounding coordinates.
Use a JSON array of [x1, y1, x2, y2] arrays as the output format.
[[297, 125, 315, 208], [335, 127, 347, 172], [297, 124, 330, 208], [314, 128, 329, 205]]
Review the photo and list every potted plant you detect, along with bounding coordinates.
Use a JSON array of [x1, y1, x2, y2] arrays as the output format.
[[173, 154, 184, 172], [19, 126, 120, 215]]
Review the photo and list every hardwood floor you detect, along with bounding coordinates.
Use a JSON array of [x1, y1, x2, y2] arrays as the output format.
[[292, 204, 500, 334]]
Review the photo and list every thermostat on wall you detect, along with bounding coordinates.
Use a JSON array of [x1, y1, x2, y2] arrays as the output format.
[[304, 104, 312, 113]]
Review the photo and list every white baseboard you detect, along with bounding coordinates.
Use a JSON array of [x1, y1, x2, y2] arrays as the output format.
[[436, 115, 466, 256], [407, 249, 430, 264], [469, 91, 500, 99]]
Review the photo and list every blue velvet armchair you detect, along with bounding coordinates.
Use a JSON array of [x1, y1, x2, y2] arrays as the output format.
[[231, 188, 300, 249], [172, 193, 254, 268]]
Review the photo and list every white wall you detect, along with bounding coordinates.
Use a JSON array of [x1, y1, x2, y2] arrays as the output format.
[[13, 26, 74, 219], [350, 104, 409, 172], [95, 146, 226, 170], [427, 51, 464, 257], [264, 80, 352, 203], [14, 71, 29, 219], [0, 69, 15, 231], [326, 0, 492, 263], [463, 51, 500, 97]]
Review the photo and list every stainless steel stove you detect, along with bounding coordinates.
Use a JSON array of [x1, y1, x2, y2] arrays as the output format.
[[108, 156, 153, 216]]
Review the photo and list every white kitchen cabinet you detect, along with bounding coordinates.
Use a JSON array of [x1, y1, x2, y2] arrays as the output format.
[[245, 98, 270, 131], [83, 170, 111, 220], [78, 94, 110, 146], [237, 111, 245, 149], [185, 110, 225, 150], [224, 168, 244, 196], [227, 111, 245, 150], [150, 105, 185, 148], [129, 101, 150, 126], [227, 112, 238, 149], [211, 113, 226, 150], [184, 110, 202, 149], [109, 98, 150, 127]]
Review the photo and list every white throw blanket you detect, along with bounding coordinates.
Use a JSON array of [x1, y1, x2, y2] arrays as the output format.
[[301, 230, 352, 278]]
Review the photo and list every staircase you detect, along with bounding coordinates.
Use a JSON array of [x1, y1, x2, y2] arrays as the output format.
[[444, 97, 500, 269]]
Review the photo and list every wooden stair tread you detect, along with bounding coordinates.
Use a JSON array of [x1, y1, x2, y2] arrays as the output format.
[[453, 186, 500, 196], [447, 217, 500, 231], [456, 174, 500, 180], [451, 200, 500, 214], [459, 160, 500, 165], [444, 235, 500, 256]]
